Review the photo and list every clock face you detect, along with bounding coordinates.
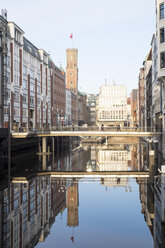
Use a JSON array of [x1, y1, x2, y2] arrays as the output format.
[[70, 73, 73, 77]]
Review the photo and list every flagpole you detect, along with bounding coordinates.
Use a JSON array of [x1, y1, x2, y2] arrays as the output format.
[[70, 33, 74, 48]]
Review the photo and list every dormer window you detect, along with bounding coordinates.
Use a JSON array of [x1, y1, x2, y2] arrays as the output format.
[[14, 29, 21, 43]]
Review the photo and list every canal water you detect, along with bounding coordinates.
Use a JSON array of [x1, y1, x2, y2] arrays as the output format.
[[0, 140, 164, 247]]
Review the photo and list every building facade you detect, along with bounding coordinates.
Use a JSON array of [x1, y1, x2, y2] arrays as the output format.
[[51, 62, 66, 126], [0, 11, 8, 129], [66, 88, 71, 125], [137, 67, 145, 128], [96, 84, 127, 128], [66, 48, 78, 125], [78, 91, 90, 126], [0, 13, 53, 130], [66, 49, 78, 94], [130, 89, 138, 127], [86, 93, 97, 126], [71, 91, 77, 125]]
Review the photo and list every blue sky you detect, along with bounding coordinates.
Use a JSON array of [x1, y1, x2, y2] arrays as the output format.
[[1, 0, 155, 95], [36, 181, 153, 248]]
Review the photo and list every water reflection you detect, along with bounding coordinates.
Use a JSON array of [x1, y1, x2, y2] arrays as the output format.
[[86, 144, 139, 172], [138, 175, 165, 248], [0, 140, 165, 247]]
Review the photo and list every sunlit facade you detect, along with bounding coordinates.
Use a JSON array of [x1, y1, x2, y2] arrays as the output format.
[[96, 84, 127, 127]]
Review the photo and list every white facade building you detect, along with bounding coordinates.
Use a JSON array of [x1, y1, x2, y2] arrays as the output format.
[[96, 84, 127, 127], [66, 88, 71, 125], [155, 1, 165, 159], [0, 13, 52, 130]]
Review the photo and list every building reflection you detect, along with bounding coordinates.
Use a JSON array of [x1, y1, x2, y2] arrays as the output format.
[[86, 144, 135, 189], [0, 176, 52, 248], [139, 175, 165, 248], [0, 145, 87, 248], [51, 146, 90, 172], [0, 176, 80, 248], [85, 143, 141, 173], [1, 140, 164, 247], [67, 183, 79, 227]]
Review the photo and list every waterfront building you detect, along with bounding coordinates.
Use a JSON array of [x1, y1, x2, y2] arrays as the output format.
[[78, 91, 90, 126], [51, 62, 66, 126], [137, 67, 145, 128], [0, 12, 53, 130], [146, 51, 153, 131], [71, 91, 77, 125], [143, 51, 152, 131], [127, 97, 131, 127], [86, 93, 97, 126], [96, 84, 127, 128], [0, 10, 8, 129], [130, 89, 138, 127], [66, 88, 71, 125], [0, 11, 69, 131]]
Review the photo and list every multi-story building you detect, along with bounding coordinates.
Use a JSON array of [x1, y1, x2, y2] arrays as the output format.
[[0, 10, 8, 129], [146, 63, 153, 130], [78, 91, 90, 126], [127, 97, 131, 127], [0, 11, 69, 131], [130, 89, 138, 127], [96, 84, 127, 128], [143, 51, 152, 131], [0, 12, 53, 130], [86, 93, 97, 126], [66, 88, 71, 125], [51, 62, 66, 126], [71, 91, 77, 125], [137, 67, 145, 128]]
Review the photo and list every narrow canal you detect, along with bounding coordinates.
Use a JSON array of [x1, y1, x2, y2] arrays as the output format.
[[0, 138, 164, 247]]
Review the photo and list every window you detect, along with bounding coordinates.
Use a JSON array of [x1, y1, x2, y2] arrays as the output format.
[[23, 94, 27, 103], [23, 193, 27, 202], [14, 198, 19, 209], [23, 65, 27, 75], [23, 109, 27, 117], [30, 69, 34, 79], [160, 3, 164, 19], [14, 107, 19, 116], [160, 28, 165, 43], [14, 92, 19, 102], [30, 97, 34, 105], [23, 79, 27, 90], [160, 52, 165, 68], [30, 84, 34, 92]]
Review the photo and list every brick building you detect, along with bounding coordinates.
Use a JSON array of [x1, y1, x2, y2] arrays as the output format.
[[51, 62, 66, 126], [66, 48, 78, 125], [130, 89, 138, 127]]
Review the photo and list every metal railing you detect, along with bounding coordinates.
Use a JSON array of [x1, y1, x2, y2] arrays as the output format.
[[11, 125, 163, 134]]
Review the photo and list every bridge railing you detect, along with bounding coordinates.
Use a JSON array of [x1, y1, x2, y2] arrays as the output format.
[[11, 125, 163, 134]]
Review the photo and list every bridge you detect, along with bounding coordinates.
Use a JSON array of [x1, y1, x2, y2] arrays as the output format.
[[11, 171, 150, 183], [11, 126, 161, 138]]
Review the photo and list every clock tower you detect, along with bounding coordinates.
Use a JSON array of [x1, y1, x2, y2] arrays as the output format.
[[66, 49, 78, 94]]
